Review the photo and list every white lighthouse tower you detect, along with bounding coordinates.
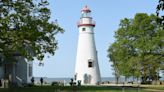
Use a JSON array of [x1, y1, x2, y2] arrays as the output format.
[[75, 6, 101, 85]]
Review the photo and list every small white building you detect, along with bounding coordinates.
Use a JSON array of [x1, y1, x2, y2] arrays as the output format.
[[75, 6, 101, 85], [0, 56, 33, 87]]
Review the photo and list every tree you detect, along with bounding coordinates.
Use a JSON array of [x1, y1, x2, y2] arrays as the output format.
[[108, 43, 121, 84], [156, 0, 164, 28], [0, 0, 63, 64], [108, 13, 164, 83]]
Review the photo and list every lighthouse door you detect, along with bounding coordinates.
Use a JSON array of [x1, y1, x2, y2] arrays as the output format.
[[83, 74, 92, 84]]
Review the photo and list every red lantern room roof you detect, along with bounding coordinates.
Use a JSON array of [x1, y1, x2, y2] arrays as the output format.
[[81, 5, 91, 13]]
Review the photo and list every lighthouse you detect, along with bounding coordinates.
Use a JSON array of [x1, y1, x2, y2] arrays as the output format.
[[75, 6, 101, 85]]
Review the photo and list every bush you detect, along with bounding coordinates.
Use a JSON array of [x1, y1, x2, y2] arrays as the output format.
[[141, 81, 152, 84], [51, 81, 60, 86]]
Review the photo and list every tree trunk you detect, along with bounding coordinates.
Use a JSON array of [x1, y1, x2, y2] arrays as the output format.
[[137, 77, 139, 84], [115, 76, 119, 84], [125, 76, 128, 84]]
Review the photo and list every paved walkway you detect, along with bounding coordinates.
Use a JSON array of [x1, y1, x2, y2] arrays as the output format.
[[144, 89, 164, 92]]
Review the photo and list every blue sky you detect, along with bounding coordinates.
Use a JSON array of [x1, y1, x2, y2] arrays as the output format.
[[33, 0, 158, 78]]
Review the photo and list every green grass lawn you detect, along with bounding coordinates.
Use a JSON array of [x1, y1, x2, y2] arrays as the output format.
[[0, 85, 163, 92]]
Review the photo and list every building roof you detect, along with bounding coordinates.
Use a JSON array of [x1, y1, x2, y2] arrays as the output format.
[[81, 5, 91, 13]]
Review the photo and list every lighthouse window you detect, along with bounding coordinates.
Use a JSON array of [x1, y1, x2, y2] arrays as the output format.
[[88, 59, 94, 68], [88, 62, 93, 68], [82, 28, 86, 31]]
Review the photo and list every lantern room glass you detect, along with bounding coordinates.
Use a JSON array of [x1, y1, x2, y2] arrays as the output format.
[[81, 11, 91, 18]]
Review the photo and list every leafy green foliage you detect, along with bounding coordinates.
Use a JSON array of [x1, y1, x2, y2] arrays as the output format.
[[108, 13, 164, 83], [156, 0, 164, 28], [0, 0, 64, 63]]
